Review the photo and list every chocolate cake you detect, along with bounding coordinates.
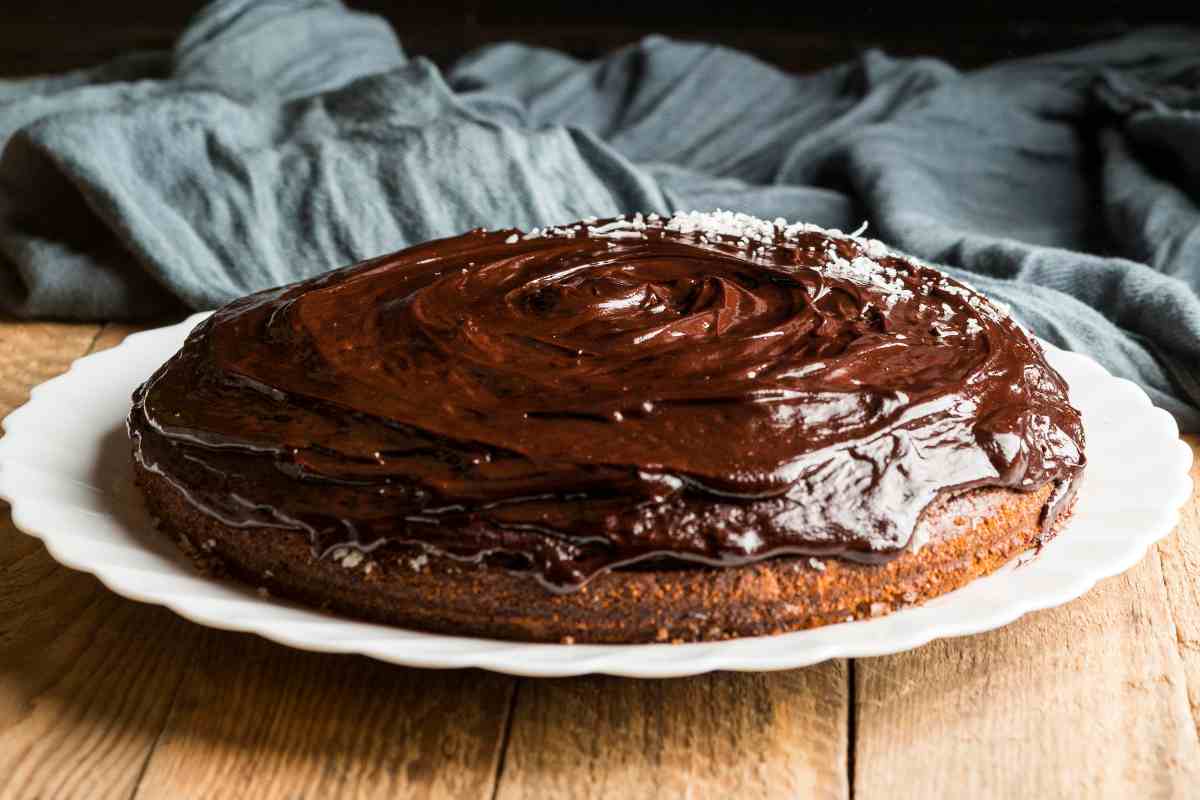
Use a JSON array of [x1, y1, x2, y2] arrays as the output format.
[[128, 211, 1086, 643]]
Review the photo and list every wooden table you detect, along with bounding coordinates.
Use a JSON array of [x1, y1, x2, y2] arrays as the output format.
[[2, 317, 1199, 799]]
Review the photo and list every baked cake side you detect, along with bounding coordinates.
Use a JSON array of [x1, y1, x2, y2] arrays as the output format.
[[129, 210, 1086, 642], [135, 464, 1074, 642]]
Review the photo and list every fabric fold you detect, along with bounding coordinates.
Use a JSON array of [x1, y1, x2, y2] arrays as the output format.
[[0, 0, 1197, 428]]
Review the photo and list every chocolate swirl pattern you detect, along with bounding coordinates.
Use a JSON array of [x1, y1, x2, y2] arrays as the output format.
[[130, 212, 1086, 591]]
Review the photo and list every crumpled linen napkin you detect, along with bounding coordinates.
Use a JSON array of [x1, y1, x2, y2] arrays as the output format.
[[2, 0, 1198, 428]]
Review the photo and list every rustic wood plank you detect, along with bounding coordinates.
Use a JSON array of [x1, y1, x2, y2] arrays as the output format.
[[853, 483, 1200, 799], [132, 635, 515, 800], [0, 319, 201, 800], [89, 322, 147, 352], [0, 319, 516, 800], [1155, 435, 1200, 736], [4, 318, 1199, 799], [495, 665, 849, 800], [0, 319, 100, 416], [0, 528, 201, 800]]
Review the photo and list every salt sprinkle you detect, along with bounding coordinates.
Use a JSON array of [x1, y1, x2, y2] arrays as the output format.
[[510, 212, 1024, 326], [729, 529, 763, 553], [863, 238, 889, 258], [330, 547, 364, 569], [664, 209, 781, 244]]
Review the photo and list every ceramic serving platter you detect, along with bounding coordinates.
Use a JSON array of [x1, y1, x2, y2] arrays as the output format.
[[0, 313, 1191, 677]]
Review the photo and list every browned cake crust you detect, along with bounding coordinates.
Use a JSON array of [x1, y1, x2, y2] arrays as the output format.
[[135, 462, 1076, 643], [129, 212, 1087, 643]]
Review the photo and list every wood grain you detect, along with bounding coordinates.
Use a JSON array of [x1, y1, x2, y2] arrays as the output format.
[[852, 449, 1200, 799], [0, 320, 196, 800], [133, 638, 514, 800], [0, 320, 100, 415], [1156, 436, 1200, 737], [0, 320, 519, 800], [494, 666, 849, 800], [90, 322, 146, 353], [3, 319, 1200, 799], [0, 527, 200, 800]]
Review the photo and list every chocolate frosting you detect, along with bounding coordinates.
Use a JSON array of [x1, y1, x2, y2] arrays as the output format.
[[129, 211, 1086, 592]]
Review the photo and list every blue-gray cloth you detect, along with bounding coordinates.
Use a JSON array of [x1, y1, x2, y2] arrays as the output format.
[[2, 1, 1199, 429]]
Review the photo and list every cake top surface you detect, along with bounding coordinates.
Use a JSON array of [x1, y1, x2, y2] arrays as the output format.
[[131, 211, 1086, 591]]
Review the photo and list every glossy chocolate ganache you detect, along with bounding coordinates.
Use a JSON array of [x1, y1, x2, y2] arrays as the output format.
[[130, 211, 1085, 592]]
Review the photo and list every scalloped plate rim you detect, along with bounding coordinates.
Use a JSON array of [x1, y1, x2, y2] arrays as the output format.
[[0, 312, 1191, 678]]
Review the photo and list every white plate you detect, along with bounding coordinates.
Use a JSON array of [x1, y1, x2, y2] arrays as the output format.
[[0, 313, 1192, 677]]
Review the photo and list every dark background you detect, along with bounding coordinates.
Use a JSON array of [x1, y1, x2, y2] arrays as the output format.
[[2, 2, 1198, 77]]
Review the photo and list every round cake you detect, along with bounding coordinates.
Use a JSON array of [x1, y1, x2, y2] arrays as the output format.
[[128, 211, 1086, 643]]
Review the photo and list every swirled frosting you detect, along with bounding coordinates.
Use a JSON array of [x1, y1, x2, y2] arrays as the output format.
[[130, 211, 1085, 591]]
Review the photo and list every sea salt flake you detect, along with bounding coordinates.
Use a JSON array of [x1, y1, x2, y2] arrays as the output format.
[[590, 219, 637, 236], [729, 529, 762, 553], [863, 238, 888, 258]]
